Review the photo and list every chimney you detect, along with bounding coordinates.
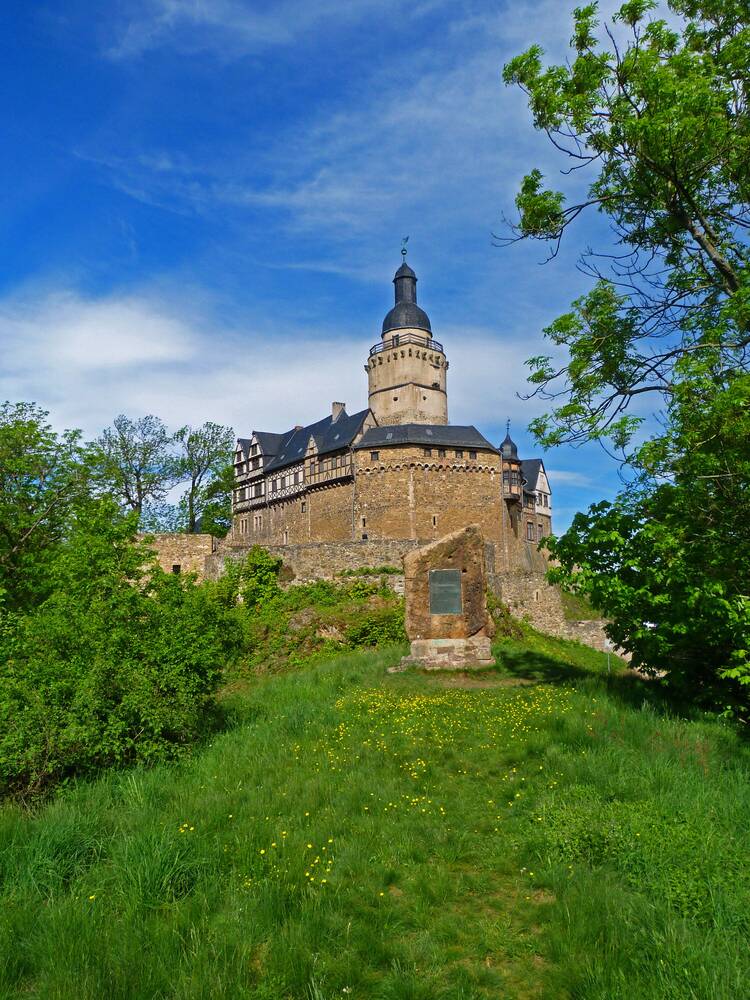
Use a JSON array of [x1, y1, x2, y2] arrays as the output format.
[[332, 402, 346, 422]]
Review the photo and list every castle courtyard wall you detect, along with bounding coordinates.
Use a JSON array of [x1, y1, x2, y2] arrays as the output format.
[[139, 532, 216, 580]]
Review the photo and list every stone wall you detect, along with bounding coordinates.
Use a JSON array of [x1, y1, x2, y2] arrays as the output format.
[[491, 570, 568, 636], [140, 533, 217, 580], [353, 446, 503, 544], [230, 444, 506, 550], [206, 538, 421, 582]]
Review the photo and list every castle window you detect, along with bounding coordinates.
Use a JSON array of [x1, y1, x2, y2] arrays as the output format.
[[251, 445, 259, 456], [294, 471, 300, 484], [469, 451, 477, 460], [362, 516, 366, 528], [503, 471, 509, 485], [283, 530, 289, 545], [172, 564, 181, 574], [393, 396, 398, 402], [301, 501, 307, 513], [526, 522, 535, 541], [423, 447, 432, 456], [370, 451, 380, 461], [455, 449, 463, 458], [254, 483, 263, 497], [438, 448, 446, 458], [538, 523, 544, 540], [361, 532, 368, 540], [432, 515, 437, 528]]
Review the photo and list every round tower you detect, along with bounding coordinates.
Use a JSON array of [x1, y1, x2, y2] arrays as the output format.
[[365, 261, 448, 425]]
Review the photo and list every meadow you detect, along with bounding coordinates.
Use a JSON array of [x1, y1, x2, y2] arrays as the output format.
[[1, 630, 748, 999]]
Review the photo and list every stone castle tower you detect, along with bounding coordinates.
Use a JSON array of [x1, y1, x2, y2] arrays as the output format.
[[365, 262, 448, 425]]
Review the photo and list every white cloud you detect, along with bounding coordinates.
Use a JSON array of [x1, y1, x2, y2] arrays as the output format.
[[0, 287, 543, 443], [1, 291, 196, 372]]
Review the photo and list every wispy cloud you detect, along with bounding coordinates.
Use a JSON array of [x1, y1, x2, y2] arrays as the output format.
[[545, 469, 596, 488], [107, 0, 454, 60]]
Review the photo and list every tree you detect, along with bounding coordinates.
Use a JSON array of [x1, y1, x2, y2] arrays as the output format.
[[0, 402, 89, 610], [502, 0, 749, 454], [173, 422, 235, 533], [195, 460, 235, 537], [91, 414, 177, 519], [503, 1, 750, 715]]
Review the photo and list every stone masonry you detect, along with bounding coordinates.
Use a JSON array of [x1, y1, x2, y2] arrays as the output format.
[[402, 526, 495, 669]]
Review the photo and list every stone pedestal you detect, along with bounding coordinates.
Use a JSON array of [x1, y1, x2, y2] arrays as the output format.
[[406, 636, 494, 670], [401, 525, 495, 670]]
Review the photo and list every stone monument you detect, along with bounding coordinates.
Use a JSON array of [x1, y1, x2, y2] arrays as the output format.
[[401, 525, 495, 669]]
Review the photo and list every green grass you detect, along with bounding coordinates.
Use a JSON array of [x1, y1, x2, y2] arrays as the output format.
[[1, 635, 749, 999], [560, 589, 601, 621]]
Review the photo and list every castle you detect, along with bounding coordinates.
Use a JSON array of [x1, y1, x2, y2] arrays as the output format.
[[226, 259, 553, 586], [149, 257, 612, 644]]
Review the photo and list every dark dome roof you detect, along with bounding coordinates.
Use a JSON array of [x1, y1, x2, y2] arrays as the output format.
[[499, 432, 518, 460], [382, 301, 432, 334], [394, 262, 416, 279], [382, 260, 432, 334]]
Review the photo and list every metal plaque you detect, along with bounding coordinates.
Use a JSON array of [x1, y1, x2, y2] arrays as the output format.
[[429, 569, 462, 615]]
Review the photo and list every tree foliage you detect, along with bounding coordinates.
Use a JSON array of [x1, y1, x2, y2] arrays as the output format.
[[90, 415, 235, 535], [0, 499, 235, 799], [504, 1, 750, 715], [502, 0, 749, 450], [91, 414, 177, 517], [173, 422, 235, 534], [0, 403, 89, 610]]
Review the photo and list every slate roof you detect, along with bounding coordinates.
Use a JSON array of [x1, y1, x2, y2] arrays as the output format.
[[521, 459, 544, 491], [498, 432, 519, 460], [252, 408, 370, 474], [236, 437, 252, 459], [353, 424, 498, 453]]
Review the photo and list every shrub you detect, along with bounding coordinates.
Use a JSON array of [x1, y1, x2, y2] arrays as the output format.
[[0, 501, 235, 799], [344, 606, 407, 647]]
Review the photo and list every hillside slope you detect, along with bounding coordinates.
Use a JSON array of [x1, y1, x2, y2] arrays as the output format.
[[1, 634, 748, 999]]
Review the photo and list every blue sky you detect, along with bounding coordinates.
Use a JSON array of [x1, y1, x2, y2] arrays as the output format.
[[1, 0, 644, 531]]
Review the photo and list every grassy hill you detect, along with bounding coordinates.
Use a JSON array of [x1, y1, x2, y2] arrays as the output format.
[[1, 630, 749, 999]]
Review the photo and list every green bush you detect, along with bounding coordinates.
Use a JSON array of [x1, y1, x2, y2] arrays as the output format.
[[0, 502, 235, 799], [337, 565, 402, 577], [344, 606, 407, 647]]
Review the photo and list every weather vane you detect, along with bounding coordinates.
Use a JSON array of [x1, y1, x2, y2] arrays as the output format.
[[401, 235, 409, 261]]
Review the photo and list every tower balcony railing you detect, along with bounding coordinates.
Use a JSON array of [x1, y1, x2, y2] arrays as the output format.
[[369, 333, 444, 357]]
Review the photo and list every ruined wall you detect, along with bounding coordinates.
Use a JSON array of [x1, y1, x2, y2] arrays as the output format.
[[139, 533, 217, 580], [491, 570, 568, 635], [206, 538, 421, 583]]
